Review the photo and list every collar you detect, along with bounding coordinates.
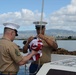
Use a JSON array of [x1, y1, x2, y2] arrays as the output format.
[[2, 37, 11, 41]]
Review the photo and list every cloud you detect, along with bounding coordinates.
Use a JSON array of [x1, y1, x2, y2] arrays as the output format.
[[0, 9, 43, 26], [47, 0, 76, 31], [0, 0, 76, 31]]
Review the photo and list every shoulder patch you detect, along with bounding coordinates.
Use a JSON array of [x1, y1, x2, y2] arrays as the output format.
[[15, 49, 21, 56]]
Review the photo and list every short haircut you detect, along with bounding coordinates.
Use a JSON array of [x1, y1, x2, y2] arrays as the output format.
[[4, 27, 12, 33], [4, 27, 18, 36]]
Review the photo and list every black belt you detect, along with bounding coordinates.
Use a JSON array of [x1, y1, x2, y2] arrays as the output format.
[[32, 61, 51, 65]]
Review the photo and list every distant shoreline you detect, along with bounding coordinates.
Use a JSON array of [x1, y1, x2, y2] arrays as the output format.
[[14, 38, 76, 40], [0, 38, 76, 40]]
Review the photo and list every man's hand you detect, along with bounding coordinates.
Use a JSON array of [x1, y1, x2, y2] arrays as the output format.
[[27, 36, 34, 43], [31, 50, 38, 55], [38, 34, 45, 40]]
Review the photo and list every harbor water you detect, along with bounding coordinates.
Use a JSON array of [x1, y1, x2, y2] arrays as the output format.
[[14, 40, 76, 75], [14, 40, 76, 51]]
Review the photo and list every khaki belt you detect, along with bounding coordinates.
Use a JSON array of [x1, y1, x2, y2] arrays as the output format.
[[0, 72, 17, 74]]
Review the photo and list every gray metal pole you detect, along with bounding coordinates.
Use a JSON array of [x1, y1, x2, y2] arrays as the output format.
[[40, 0, 44, 34], [41, 0, 44, 22]]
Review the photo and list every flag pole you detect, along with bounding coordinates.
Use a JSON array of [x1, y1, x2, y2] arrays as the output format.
[[40, 0, 44, 34], [33, 0, 47, 34]]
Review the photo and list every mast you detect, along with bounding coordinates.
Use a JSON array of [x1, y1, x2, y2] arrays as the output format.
[[33, 0, 47, 34], [40, 0, 44, 33], [40, 0, 44, 23]]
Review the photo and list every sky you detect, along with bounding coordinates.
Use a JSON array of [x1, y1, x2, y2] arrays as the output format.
[[0, 0, 76, 33]]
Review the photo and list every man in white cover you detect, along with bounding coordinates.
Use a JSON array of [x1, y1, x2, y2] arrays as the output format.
[[23, 21, 58, 75], [0, 23, 37, 75]]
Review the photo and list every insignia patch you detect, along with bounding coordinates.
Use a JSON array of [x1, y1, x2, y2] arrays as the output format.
[[15, 49, 21, 56]]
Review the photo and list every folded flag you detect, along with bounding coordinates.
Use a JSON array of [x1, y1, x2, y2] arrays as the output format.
[[29, 37, 43, 61]]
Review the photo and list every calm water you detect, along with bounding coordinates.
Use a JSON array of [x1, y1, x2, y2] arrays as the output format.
[[57, 40, 76, 51], [14, 40, 76, 75], [14, 40, 76, 51]]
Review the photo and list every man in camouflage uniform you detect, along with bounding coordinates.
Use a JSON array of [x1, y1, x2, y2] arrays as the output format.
[[0, 23, 37, 75]]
